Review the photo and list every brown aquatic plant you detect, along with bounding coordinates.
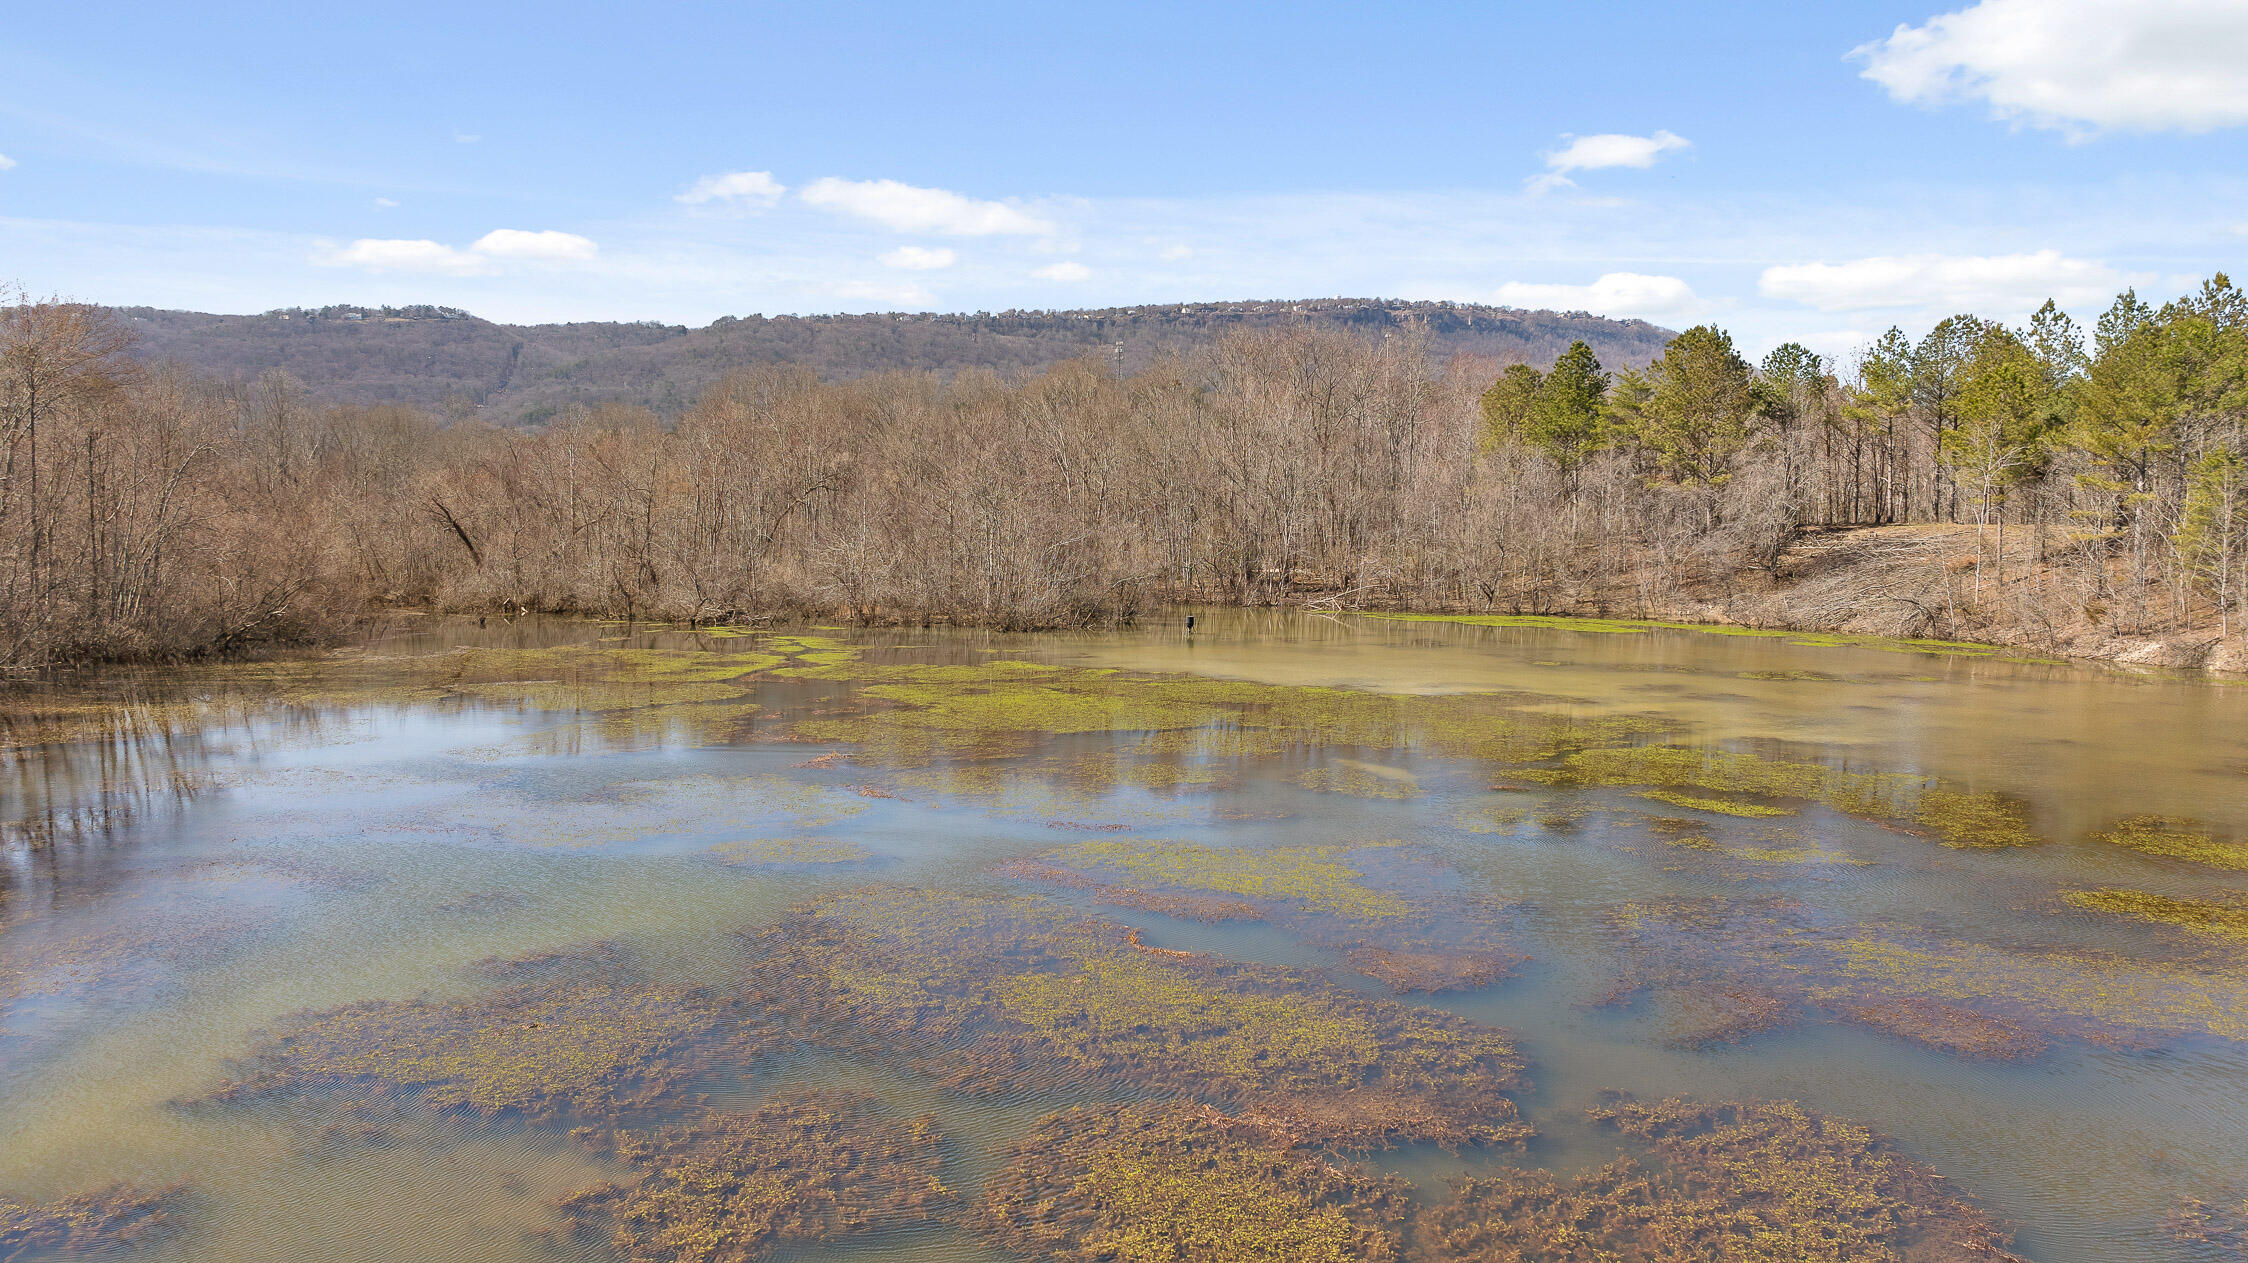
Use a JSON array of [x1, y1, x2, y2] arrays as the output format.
[[974, 1101, 1412, 1263], [0, 1184, 187, 1263], [1412, 1096, 2024, 1263], [212, 946, 766, 1120], [735, 888, 1533, 1150], [558, 1090, 953, 1263]]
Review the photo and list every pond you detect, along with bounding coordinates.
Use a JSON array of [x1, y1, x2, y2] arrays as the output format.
[[3, 610, 2245, 1262]]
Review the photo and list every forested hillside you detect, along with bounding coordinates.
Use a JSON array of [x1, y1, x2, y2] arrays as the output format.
[[116, 300, 1674, 423]]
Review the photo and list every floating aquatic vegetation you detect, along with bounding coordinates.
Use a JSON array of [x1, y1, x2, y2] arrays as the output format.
[[1022, 839, 1528, 995], [709, 837, 876, 869], [558, 1090, 953, 1263], [975, 1102, 1411, 1263], [1414, 1096, 2024, 1263], [2065, 887, 2248, 944], [1634, 790, 1795, 818], [2093, 815, 2248, 870], [1912, 788, 2038, 849], [1527, 745, 2040, 848], [735, 888, 1532, 1149], [1055, 840, 1411, 919], [1365, 612, 2032, 660], [0, 1184, 188, 1263], [214, 947, 759, 1120]]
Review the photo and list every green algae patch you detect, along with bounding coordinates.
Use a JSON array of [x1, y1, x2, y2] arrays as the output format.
[[1417, 1096, 2024, 1263], [1529, 744, 2041, 848], [1913, 788, 2039, 849], [455, 679, 750, 713], [559, 1090, 954, 1263], [2065, 888, 2248, 943], [999, 951, 1383, 1086], [1366, 612, 2024, 660], [735, 888, 1532, 1150], [709, 837, 876, 869], [1634, 790, 1795, 818], [1057, 840, 1410, 919], [1, 1184, 188, 1263], [2094, 815, 2248, 870], [975, 1103, 1410, 1263], [215, 949, 759, 1119]]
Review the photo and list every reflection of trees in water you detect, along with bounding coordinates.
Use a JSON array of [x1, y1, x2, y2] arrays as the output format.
[[0, 687, 355, 908]]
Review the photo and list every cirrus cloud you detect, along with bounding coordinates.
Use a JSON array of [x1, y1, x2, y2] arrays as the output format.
[[800, 177, 1054, 236], [1494, 272, 1698, 320], [677, 170, 787, 206], [1854, 0, 2248, 137], [1759, 250, 2128, 312]]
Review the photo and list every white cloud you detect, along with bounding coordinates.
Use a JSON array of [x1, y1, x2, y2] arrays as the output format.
[[1031, 261, 1091, 282], [0, 154, 16, 171], [677, 170, 787, 206], [1494, 272, 1698, 320], [373, 197, 398, 209], [471, 228, 599, 262], [831, 279, 936, 307], [454, 133, 480, 144], [321, 229, 597, 274], [327, 239, 491, 276], [1854, 0, 2248, 136], [800, 177, 1054, 236], [1160, 244, 1194, 261], [879, 245, 956, 270], [1759, 250, 2126, 312], [1530, 130, 1689, 193]]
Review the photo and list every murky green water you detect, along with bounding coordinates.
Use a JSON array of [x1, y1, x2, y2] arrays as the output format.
[[4, 611, 2245, 1261]]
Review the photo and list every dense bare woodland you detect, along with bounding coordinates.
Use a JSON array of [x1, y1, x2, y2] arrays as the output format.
[[3, 280, 2245, 667]]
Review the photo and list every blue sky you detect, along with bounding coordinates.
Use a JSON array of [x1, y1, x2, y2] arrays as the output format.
[[5, 0, 2248, 359]]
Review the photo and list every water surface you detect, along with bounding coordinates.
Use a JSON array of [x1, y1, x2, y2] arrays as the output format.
[[4, 611, 2244, 1261]]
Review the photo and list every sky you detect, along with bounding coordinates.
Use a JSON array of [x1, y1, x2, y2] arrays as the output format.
[[5, 0, 2248, 361]]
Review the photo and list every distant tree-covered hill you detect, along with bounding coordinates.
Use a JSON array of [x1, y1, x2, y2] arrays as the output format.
[[116, 299, 1675, 424]]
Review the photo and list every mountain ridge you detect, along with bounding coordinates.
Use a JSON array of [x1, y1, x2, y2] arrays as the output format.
[[115, 298, 1677, 424]]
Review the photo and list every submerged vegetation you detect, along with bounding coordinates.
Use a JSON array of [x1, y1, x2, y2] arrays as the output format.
[[1415, 1097, 2023, 1263], [559, 1090, 954, 1263], [1013, 838, 1529, 994], [214, 948, 755, 1119], [976, 1102, 1412, 1263], [1599, 895, 2248, 1055], [737, 888, 1533, 1149], [0, 1185, 187, 1263]]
